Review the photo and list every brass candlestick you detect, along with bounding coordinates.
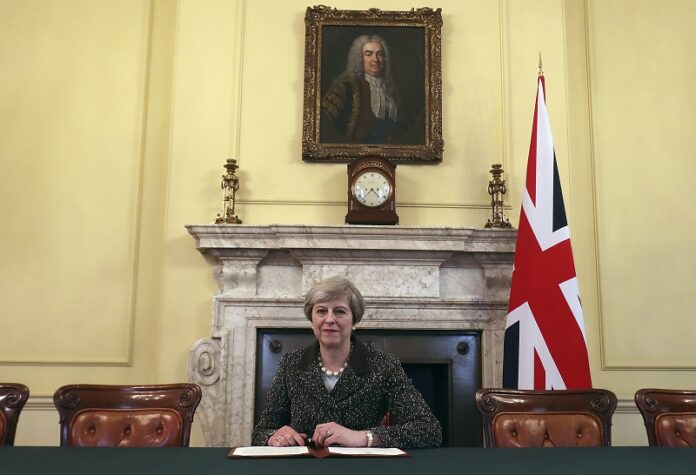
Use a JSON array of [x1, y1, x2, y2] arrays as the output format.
[[214, 159, 242, 224], [485, 163, 512, 229]]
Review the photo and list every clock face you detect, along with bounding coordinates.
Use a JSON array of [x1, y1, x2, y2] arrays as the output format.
[[351, 171, 392, 207]]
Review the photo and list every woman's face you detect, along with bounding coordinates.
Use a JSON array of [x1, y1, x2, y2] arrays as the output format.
[[311, 296, 353, 350]]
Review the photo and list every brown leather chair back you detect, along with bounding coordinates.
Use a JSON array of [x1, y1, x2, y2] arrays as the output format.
[[635, 388, 696, 447], [53, 384, 202, 447], [0, 383, 30, 446], [475, 388, 617, 448], [381, 411, 394, 427]]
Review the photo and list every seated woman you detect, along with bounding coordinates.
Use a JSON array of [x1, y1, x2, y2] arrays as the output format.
[[251, 276, 442, 449]]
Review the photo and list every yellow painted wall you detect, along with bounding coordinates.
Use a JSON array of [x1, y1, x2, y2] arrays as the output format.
[[1, 0, 695, 447], [588, 0, 696, 371]]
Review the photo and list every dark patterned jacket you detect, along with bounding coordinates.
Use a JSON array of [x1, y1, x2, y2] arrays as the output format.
[[251, 336, 442, 448], [321, 78, 397, 144]]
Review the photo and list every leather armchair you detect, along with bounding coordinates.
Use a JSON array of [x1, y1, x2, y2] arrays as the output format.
[[0, 383, 30, 446], [635, 388, 696, 447], [475, 388, 617, 448], [53, 384, 202, 447]]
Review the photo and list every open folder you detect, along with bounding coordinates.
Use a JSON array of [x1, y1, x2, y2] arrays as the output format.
[[227, 446, 409, 459]]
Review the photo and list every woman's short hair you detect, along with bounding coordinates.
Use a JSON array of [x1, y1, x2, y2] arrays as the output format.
[[303, 276, 365, 325]]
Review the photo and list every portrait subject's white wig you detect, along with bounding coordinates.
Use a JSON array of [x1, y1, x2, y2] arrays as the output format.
[[342, 34, 398, 96]]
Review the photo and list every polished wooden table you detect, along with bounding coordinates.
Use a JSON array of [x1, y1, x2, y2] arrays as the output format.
[[2, 446, 696, 475]]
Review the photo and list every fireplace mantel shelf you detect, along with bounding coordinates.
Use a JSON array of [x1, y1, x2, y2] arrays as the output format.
[[187, 224, 516, 254], [186, 224, 516, 447]]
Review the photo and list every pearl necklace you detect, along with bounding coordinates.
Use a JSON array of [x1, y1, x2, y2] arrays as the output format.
[[318, 345, 352, 377], [319, 358, 347, 377]]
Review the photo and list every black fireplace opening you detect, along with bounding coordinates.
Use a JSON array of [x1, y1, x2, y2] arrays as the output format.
[[254, 329, 482, 447], [400, 362, 451, 445]]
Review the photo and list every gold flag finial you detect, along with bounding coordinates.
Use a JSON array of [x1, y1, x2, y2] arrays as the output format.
[[538, 52, 544, 76]]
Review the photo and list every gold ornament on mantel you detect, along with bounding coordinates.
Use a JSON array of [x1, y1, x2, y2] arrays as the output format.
[[213, 159, 242, 224], [485, 163, 512, 229]]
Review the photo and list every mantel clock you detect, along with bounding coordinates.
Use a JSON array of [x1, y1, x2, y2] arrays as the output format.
[[345, 156, 398, 225]]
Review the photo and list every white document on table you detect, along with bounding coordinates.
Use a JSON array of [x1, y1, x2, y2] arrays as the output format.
[[328, 447, 407, 456], [231, 446, 310, 457]]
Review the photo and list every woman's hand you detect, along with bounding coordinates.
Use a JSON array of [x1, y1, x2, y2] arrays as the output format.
[[267, 425, 306, 446], [312, 422, 369, 447]]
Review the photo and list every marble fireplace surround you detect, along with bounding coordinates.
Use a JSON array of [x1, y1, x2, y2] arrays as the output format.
[[186, 224, 516, 447]]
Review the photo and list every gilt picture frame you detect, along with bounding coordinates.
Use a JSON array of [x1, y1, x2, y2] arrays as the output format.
[[302, 6, 443, 163]]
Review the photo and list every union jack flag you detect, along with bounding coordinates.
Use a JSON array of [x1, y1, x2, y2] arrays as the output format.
[[502, 74, 592, 390]]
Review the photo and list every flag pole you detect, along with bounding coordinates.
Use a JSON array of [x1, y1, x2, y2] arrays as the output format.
[[538, 52, 544, 76]]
